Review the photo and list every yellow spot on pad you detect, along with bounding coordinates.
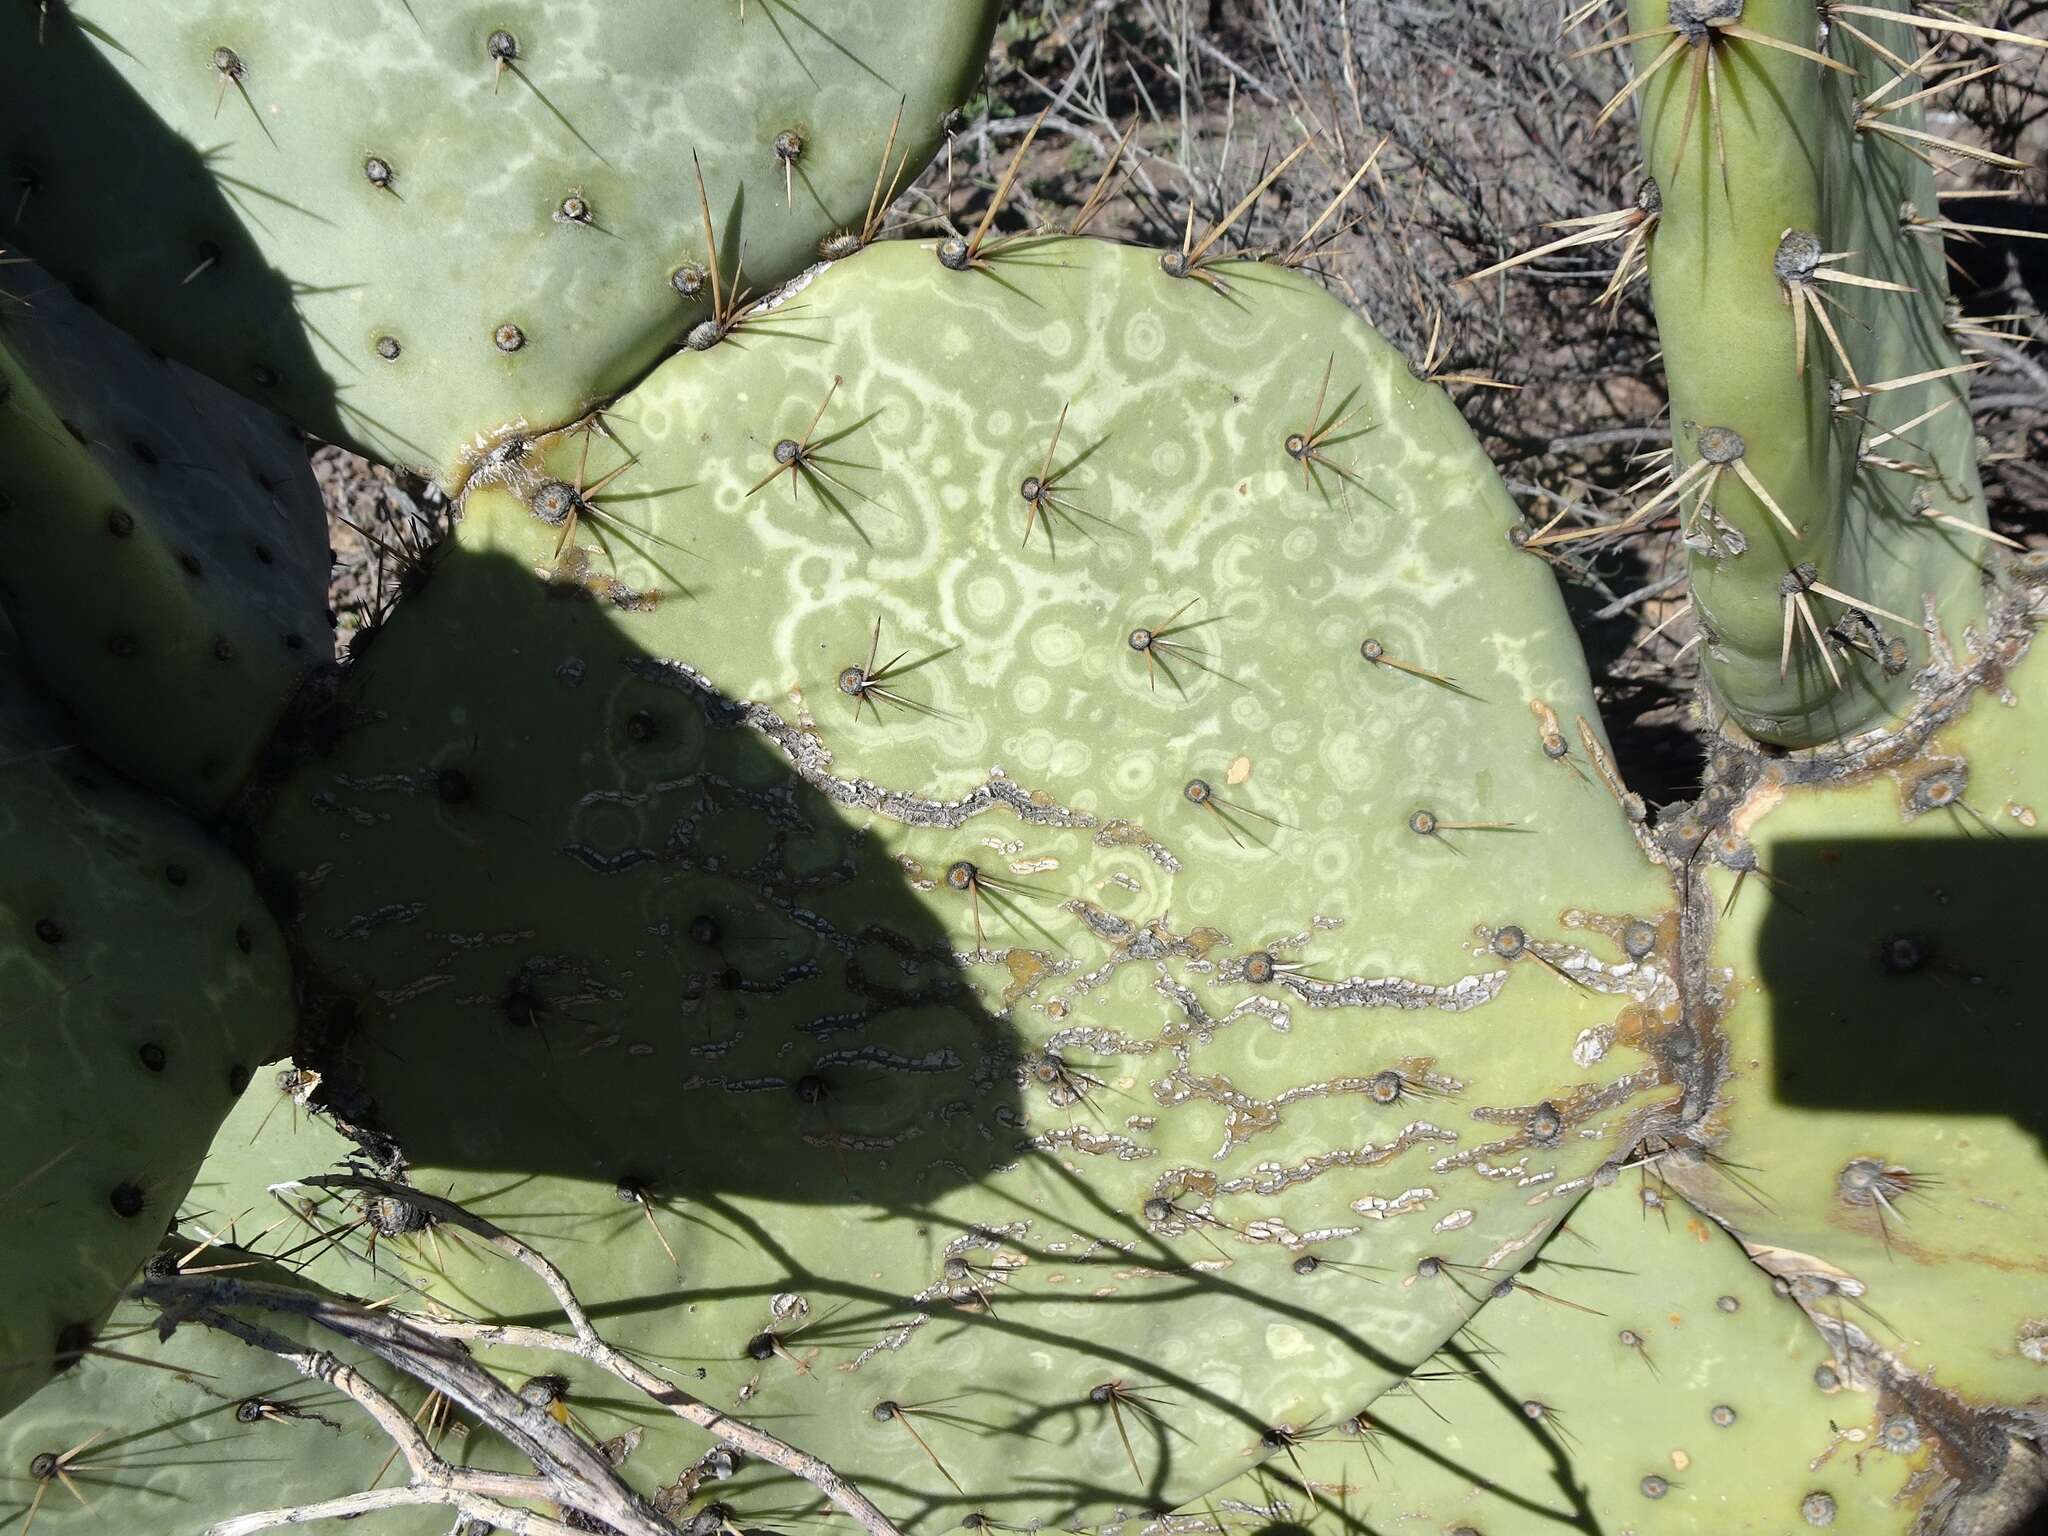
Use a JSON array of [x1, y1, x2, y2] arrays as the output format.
[[1227, 756, 1252, 786]]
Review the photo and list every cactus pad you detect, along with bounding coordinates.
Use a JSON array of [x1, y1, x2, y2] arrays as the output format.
[[0, 0, 1001, 485], [1670, 563, 2048, 1449], [0, 261, 330, 811], [1626, 0, 1994, 745], [1169, 1176, 1932, 1534], [0, 1261, 446, 1536], [0, 630, 293, 1418], [253, 237, 1684, 1524]]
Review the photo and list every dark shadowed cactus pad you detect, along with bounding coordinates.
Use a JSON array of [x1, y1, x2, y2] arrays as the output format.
[[0, 626, 292, 1418], [0, 263, 329, 811], [255, 239, 1687, 1525]]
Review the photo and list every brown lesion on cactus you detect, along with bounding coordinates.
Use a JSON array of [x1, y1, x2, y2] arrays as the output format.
[[1222, 1130, 1458, 1199], [1460, 178, 1659, 311], [632, 656, 1114, 837], [1030, 1124, 1153, 1160], [1154, 1062, 1455, 1157], [1577, 2, 1854, 186]]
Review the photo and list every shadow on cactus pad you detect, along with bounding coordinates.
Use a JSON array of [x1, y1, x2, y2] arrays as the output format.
[[272, 544, 1035, 1217], [1764, 836, 2046, 1150]]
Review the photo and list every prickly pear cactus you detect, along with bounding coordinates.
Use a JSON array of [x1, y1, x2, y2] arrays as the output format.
[[1171, 1176, 1935, 1533], [0, 260, 330, 811], [0, 1256, 447, 1536], [1661, 561, 2048, 1506], [0, 622, 293, 1418], [3, 2, 2047, 1533], [1623, 0, 1997, 745], [254, 237, 1685, 1526], [1598, 0, 2048, 1519], [0, 0, 1002, 486]]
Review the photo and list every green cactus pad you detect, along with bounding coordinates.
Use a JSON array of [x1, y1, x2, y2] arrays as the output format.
[[0, 0, 1001, 486], [1628, 0, 1992, 746], [0, 261, 330, 812], [0, 1268, 445, 1536], [255, 237, 1682, 1525], [0, 635, 293, 1419], [1155, 1177, 1928, 1534], [1672, 567, 2048, 1438]]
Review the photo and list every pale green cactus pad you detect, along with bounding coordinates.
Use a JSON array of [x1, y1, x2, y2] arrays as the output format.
[[1156, 1177, 1929, 1535], [0, 261, 329, 811], [1627, 0, 1993, 745], [254, 237, 1685, 1525], [0, 634, 293, 1419], [1667, 562, 2048, 1450], [0, 1266, 446, 1536], [0, 0, 1001, 485]]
